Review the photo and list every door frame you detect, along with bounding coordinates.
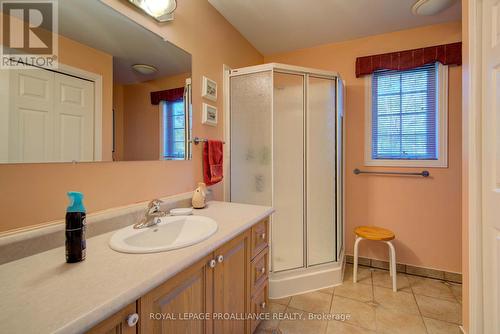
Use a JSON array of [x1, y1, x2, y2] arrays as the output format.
[[223, 64, 231, 201], [463, 0, 484, 332]]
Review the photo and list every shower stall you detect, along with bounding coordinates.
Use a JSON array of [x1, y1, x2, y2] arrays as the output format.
[[228, 63, 344, 298]]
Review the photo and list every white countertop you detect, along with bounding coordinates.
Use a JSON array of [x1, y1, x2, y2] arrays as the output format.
[[0, 201, 273, 334]]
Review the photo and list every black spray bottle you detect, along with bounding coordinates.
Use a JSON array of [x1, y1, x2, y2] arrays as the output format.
[[65, 191, 86, 263]]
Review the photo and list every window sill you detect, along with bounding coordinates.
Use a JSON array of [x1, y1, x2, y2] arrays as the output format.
[[364, 159, 448, 168]]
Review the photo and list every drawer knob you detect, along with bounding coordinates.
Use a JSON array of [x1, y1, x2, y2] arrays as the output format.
[[260, 302, 266, 309], [126, 313, 139, 327], [209, 259, 217, 268], [260, 232, 266, 240], [217, 255, 224, 263], [260, 267, 266, 274]]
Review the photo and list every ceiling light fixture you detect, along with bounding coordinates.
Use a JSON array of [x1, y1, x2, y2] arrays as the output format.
[[128, 0, 177, 22], [132, 64, 158, 75], [411, 0, 456, 15]]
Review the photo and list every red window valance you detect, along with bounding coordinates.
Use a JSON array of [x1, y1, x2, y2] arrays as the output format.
[[150, 87, 184, 105], [355, 42, 462, 78]]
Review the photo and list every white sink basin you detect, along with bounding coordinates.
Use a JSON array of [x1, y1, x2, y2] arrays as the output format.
[[109, 215, 218, 254]]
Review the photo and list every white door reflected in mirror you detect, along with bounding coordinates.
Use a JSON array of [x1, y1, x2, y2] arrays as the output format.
[[0, 67, 95, 163]]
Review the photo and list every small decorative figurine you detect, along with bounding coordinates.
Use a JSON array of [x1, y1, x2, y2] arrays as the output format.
[[192, 182, 207, 209]]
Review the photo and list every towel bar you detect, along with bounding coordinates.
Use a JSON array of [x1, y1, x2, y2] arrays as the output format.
[[353, 168, 430, 177], [189, 137, 226, 145]]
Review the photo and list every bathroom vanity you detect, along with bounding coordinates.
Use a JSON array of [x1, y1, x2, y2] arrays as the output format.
[[0, 201, 273, 334], [89, 217, 269, 334]]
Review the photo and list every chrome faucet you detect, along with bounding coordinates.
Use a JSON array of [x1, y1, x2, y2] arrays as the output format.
[[133, 199, 167, 229]]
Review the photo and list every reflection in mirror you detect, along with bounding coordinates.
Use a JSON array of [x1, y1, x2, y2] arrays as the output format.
[[0, 0, 192, 163], [157, 83, 193, 160]]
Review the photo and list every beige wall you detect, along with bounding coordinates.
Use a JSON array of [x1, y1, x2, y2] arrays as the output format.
[[266, 21, 462, 273], [121, 73, 190, 161], [0, 0, 263, 233]]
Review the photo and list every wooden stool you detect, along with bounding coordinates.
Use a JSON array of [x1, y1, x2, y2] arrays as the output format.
[[353, 226, 397, 291]]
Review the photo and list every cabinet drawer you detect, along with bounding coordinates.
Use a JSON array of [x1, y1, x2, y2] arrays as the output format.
[[251, 218, 268, 259], [250, 247, 268, 296], [250, 282, 269, 334]]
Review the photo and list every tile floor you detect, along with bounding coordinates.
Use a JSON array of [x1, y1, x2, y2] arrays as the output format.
[[257, 264, 462, 334]]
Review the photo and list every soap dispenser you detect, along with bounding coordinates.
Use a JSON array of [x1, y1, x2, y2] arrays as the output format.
[[192, 182, 207, 209], [65, 191, 86, 263]]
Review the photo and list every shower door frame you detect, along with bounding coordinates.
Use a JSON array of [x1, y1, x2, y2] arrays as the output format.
[[226, 63, 344, 274]]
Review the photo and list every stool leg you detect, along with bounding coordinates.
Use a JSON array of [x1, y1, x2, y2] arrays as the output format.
[[386, 241, 397, 292], [388, 247, 394, 278], [353, 237, 362, 283]]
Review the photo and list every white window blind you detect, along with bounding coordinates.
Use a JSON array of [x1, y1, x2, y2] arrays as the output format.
[[162, 100, 185, 160], [371, 63, 438, 160]]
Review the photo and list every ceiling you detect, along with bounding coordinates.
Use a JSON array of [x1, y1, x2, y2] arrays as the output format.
[[208, 0, 461, 55], [58, 0, 191, 84]]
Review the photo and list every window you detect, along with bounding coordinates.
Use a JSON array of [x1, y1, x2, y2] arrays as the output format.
[[161, 100, 186, 160], [365, 62, 448, 167]]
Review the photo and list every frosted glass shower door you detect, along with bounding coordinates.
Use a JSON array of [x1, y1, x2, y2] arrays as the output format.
[[272, 72, 305, 272], [307, 76, 337, 266], [230, 71, 273, 206]]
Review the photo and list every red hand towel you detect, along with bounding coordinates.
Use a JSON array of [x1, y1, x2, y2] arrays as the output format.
[[203, 140, 223, 186]]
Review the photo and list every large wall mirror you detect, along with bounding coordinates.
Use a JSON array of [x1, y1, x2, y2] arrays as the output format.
[[0, 0, 192, 163]]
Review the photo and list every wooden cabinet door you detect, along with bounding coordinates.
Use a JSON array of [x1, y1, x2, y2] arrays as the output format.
[[86, 302, 138, 334], [213, 231, 251, 334], [139, 255, 214, 334]]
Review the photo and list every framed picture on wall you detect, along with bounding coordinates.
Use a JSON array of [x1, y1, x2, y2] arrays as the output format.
[[202, 103, 217, 126], [202, 76, 217, 101]]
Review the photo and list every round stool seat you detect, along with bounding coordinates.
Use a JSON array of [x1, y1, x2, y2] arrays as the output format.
[[355, 226, 395, 241]]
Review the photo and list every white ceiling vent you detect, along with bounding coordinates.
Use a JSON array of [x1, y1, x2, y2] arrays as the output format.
[[412, 0, 457, 16]]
